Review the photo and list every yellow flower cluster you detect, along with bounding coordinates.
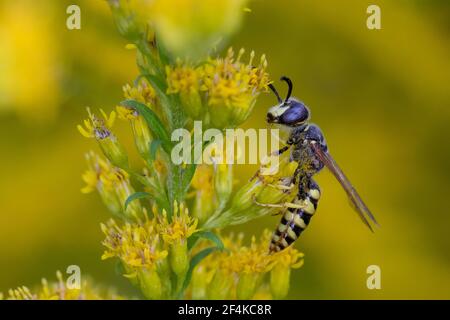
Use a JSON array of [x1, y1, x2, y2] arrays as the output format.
[[204, 154, 299, 229], [101, 202, 199, 299], [166, 63, 200, 96], [166, 48, 270, 128], [101, 219, 167, 270], [117, 81, 159, 120], [189, 230, 304, 299], [201, 48, 269, 108], [123, 81, 157, 106], [1, 271, 123, 300]]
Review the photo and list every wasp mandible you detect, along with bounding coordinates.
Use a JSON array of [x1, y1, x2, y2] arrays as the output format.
[[262, 76, 379, 253]]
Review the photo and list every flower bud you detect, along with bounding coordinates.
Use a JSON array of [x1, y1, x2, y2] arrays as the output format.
[[214, 163, 233, 209], [207, 270, 233, 300], [270, 263, 290, 299], [191, 266, 208, 300], [170, 241, 189, 279], [236, 272, 258, 300], [98, 135, 129, 169], [107, 0, 152, 42], [166, 64, 203, 120], [270, 247, 304, 299], [82, 152, 142, 220], [191, 165, 216, 224], [138, 268, 162, 300], [150, 0, 249, 59], [117, 106, 153, 160]]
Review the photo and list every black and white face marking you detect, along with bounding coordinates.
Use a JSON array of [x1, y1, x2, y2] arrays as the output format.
[[266, 77, 310, 127]]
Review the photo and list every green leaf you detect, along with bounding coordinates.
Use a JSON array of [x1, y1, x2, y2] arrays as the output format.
[[114, 260, 126, 276], [124, 192, 152, 210], [157, 37, 173, 66], [142, 74, 173, 124], [120, 99, 172, 154], [188, 230, 224, 251], [182, 163, 197, 194], [149, 139, 162, 162], [133, 74, 146, 87], [181, 247, 218, 293]]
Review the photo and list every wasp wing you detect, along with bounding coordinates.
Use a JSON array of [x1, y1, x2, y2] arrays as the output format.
[[311, 142, 379, 232]]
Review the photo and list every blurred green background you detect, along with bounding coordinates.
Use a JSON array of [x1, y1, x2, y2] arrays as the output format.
[[0, 0, 449, 299]]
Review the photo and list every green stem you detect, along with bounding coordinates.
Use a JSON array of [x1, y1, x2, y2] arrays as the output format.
[[137, 46, 187, 215]]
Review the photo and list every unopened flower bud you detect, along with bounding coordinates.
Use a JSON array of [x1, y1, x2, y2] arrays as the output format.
[[207, 270, 233, 300], [170, 241, 189, 279], [236, 272, 258, 300], [270, 263, 290, 299], [138, 268, 162, 300], [214, 163, 233, 205], [98, 135, 129, 169]]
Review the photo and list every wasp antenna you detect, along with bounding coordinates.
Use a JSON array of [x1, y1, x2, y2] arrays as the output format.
[[280, 76, 293, 103], [268, 83, 282, 104]]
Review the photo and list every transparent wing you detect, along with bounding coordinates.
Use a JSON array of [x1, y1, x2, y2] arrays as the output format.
[[311, 142, 379, 232]]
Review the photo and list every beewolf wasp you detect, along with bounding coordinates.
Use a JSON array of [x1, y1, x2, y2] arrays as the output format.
[[258, 76, 379, 253]]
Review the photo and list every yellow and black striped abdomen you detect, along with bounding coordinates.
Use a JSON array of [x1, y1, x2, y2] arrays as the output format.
[[269, 187, 320, 253]]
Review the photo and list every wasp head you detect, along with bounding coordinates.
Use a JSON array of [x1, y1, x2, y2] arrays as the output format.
[[266, 76, 310, 127]]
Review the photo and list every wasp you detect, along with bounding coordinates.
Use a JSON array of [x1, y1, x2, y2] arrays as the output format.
[[260, 76, 379, 253]]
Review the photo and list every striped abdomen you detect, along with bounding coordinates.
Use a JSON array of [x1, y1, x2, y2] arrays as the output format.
[[269, 187, 320, 253]]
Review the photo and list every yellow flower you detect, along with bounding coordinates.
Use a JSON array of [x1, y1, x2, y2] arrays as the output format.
[[122, 82, 157, 106], [77, 108, 128, 168], [101, 218, 168, 270], [116, 105, 138, 120], [116, 104, 153, 159], [269, 238, 304, 299], [233, 235, 274, 275], [158, 201, 199, 244], [2, 271, 124, 300], [77, 107, 116, 139], [165, 48, 269, 128], [166, 63, 200, 95], [199, 48, 269, 128], [190, 165, 216, 224], [271, 246, 305, 269], [166, 62, 203, 118], [204, 153, 298, 229], [82, 152, 142, 220], [158, 201, 199, 286]]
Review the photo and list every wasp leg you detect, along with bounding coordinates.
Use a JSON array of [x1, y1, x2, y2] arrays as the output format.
[[271, 206, 287, 216], [271, 145, 290, 156], [249, 169, 260, 182], [251, 194, 306, 209], [266, 182, 294, 191], [291, 165, 302, 186]]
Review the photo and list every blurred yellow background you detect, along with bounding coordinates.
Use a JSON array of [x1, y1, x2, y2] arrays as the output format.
[[0, 0, 449, 299]]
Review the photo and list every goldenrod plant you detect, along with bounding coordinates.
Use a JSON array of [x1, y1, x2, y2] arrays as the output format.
[[2, 271, 124, 300], [2, 0, 304, 300]]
